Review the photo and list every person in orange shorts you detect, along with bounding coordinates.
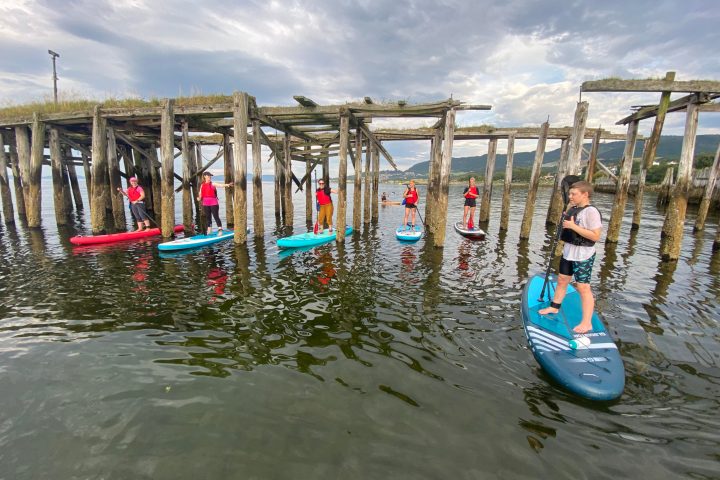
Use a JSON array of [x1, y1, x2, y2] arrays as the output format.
[[315, 178, 337, 233]]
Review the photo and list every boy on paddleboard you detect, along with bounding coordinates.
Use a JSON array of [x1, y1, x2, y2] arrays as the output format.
[[117, 177, 151, 231], [538, 181, 602, 333]]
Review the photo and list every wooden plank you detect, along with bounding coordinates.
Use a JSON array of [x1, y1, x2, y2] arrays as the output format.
[[582, 78, 720, 93], [255, 111, 314, 142], [252, 120, 265, 236], [293, 95, 318, 107], [160, 99, 176, 237], [661, 103, 699, 260], [520, 121, 549, 240], [694, 142, 720, 232], [336, 109, 350, 242], [434, 109, 456, 247], [633, 72, 675, 229], [358, 123, 397, 170], [616, 92, 712, 124], [478, 138, 497, 223], [90, 106, 108, 233], [232, 92, 249, 243], [606, 121, 639, 243], [499, 134, 515, 231]]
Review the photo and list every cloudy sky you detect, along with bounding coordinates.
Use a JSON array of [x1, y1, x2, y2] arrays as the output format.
[[1, 0, 719, 171]]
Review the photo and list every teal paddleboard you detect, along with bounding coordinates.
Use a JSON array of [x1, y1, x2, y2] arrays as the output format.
[[158, 229, 238, 251], [277, 226, 353, 249]]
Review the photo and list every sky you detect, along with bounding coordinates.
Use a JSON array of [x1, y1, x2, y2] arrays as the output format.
[[1, 0, 719, 173]]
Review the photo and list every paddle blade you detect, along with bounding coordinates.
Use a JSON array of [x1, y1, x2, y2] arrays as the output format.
[[313, 222, 319, 234]]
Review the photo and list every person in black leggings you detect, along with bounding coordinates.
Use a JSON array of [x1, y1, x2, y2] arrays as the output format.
[[197, 172, 230, 235]]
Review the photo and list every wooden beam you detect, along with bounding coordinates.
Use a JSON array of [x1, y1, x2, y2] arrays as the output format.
[[358, 123, 397, 170], [616, 92, 715, 124], [582, 78, 720, 93], [364, 97, 373, 104], [254, 111, 315, 142], [160, 99, 176, 237], [293, 95, 318, 107], [232, 92, 249, 243]]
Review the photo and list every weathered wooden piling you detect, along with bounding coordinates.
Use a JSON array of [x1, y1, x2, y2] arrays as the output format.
[[426, 128, 442, 234], [223, 132, 235, 228], [181, 121, 194, 232], [0, 132, 15, 224], [546, 137, 569, 225], [632, 72, 674, 230], [656, 167, 674, 206], [371, 145, 379, 222], [433, 108, 456, 248], [81, 152, 92, 201], [520, 121, 549, 239], [353, 128, 363, 230], [107, 127, 126, 230], [9, 144, 26, 219], [49, 127, 67, 225], [193, 143, 205, 228], [90, 106, 108, 233], [661, 103, 699, 260], [232, 92, 249, 243], [26, 114, 45, 228], [252, 120, 265, 236], [283, 133, 294, 227], [336, 109, 350, 242], [160, 99, 175, 237], [65, 147, 83, 211], [499, 134, 515, 231], [606, 120, 639, 243], [305, 148, 312, 227], [15, 125, 31, 218], [478, 138, 497, 224], [274, 154, 282, 219], [363, 141, 371, 224], [584, 128, 601, 182], [693, 142, 720, 232]]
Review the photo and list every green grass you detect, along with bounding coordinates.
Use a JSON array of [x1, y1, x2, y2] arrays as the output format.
[[0, 93, 235, 121]]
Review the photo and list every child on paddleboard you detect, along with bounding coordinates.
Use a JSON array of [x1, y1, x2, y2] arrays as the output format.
[[538, 180, 602, 333], [117, 177, 150, 231], [462, 177, 479, 229], [316, 178, 337, 233], [402, 180, 419, 229], [197, 172, 230, 235]]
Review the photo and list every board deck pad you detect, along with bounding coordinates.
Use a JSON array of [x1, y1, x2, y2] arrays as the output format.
[[395, 225, 423, 242], [453, 222, 486, 239], [521, 274, 625, 401]]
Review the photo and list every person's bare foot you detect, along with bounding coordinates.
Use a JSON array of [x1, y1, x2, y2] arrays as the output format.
[[573, 322, 593, 334], [538, 306, 558, 315]]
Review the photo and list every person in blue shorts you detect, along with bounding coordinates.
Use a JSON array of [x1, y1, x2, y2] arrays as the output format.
[[538, 181, 602, 333]]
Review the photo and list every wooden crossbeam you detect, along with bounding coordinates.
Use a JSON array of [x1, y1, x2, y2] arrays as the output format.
[[293, 95, 318, 107], [582, 78, 720, 94], [616, 93, 717, 124], [358, 122, 397, 170], [595, 159, 618, 183], [254, 111, 315, 142]]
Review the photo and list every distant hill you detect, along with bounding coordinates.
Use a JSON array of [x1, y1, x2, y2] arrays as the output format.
[[405, 135, 720, 174]]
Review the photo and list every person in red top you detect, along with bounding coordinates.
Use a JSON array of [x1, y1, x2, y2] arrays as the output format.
[[315, 178, 337, 233], [462, 177, 480, 229], [197, 172, 230, 235], [402, 180, 419, 229], [117, 177, 151, 231]]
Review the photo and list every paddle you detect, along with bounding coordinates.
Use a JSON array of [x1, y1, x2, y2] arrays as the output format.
[[313, 171, 320, 234], [538, 174, 582, 302]]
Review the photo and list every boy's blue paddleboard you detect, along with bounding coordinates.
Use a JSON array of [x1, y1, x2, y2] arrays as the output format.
[[277, 226, 353, 249], [521, 273, 625, 401], [395, 225, 423, 242], [158, 229, 237, 251]]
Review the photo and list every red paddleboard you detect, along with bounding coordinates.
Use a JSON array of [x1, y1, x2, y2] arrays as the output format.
[[70, 225, 185, 245]]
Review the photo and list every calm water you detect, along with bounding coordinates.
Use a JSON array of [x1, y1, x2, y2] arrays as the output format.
[[0, 181, 719, 479]]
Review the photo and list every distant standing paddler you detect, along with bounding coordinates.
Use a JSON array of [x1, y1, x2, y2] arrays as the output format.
[[462, 177, 479, 229], [402, 180, 419, 229], [117, 177, 150, 231]]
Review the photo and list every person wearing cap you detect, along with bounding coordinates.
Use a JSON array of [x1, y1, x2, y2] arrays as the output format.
[[315, 178, 337, 233], [197, 172, 231, 235], [117, 177, 151, 231]]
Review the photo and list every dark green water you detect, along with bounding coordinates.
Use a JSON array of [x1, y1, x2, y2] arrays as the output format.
[[0, 183, 718, 479]]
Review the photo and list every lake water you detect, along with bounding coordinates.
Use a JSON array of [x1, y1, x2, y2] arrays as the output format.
[[0, 181, 718, 479]]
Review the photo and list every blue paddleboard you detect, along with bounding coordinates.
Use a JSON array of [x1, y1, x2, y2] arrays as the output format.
[[157, 229, 237, 251], [520, 273, 625, 401], [277, 226, 353, 249], [395, 225, 423, 242]]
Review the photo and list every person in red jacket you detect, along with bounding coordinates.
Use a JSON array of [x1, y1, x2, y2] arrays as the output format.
[[117, 177, 150, 231], [197, 172, 230, 235], [316, 178, 337, 233], [402, 180, 419, 229], [462, 177, 480, 229]]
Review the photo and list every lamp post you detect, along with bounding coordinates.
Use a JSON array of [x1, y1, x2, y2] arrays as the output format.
[[48, 49, 59, 104]]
